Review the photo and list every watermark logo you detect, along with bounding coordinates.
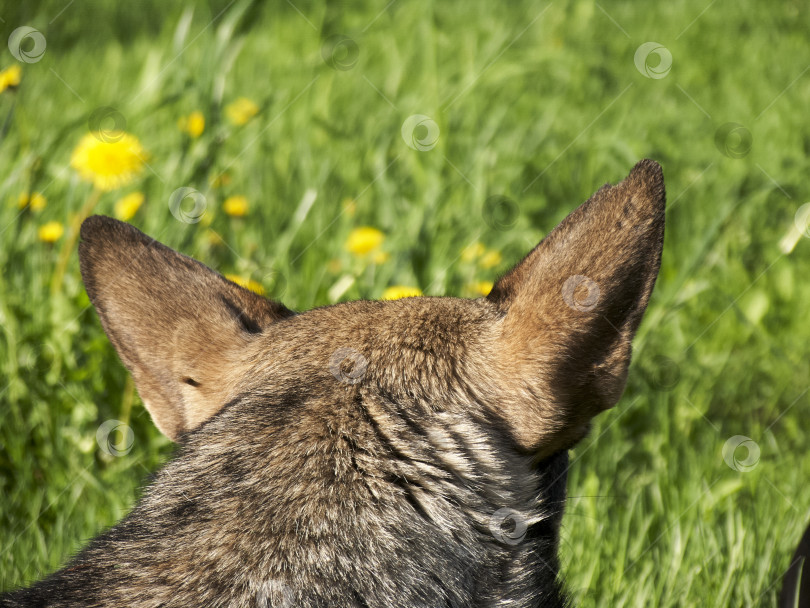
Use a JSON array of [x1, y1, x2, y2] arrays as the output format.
[[722, 435, 760, 472], [562, 275, 600, 312], [96, 420, 135, 457], [169, 187, 207, 224], [714, 122, 752, 158], [9, 27, 47, 63], [634, 42, 672, 79], [88, 106, 128, 143], [329, 347, 369, 385], [489, 507, 528, 545], [483, 195, 519, 231], [321, 35, 359, 70], [401, 114, 440, 151]]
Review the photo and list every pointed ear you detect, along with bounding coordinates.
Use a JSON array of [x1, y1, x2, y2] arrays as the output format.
[[487, 159, 665, 454], [79, 216, 294, 441]]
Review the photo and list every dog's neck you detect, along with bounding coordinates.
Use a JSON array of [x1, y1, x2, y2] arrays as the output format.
[[358, 388, 570, 607], [2, 390, 570, 608]]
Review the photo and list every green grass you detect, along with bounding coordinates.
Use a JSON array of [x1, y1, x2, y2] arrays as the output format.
[[1, 0, 809, 605]]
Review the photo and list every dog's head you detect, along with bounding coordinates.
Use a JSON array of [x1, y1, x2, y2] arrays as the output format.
[[79, 160, 664, 460]]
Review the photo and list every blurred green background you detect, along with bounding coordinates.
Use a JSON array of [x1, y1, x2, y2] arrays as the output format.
[[1, 0, 809, 605]]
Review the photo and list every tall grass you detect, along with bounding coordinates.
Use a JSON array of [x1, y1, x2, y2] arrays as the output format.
[[1, 1, 809, 605]]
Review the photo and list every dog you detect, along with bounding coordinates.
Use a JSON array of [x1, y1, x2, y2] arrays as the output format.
[[780, 521, 810, 608], [1, 160, 665, 607]]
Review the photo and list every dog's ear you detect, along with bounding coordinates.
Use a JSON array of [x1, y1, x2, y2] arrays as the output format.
[[79, 216, 294, 441], [487, 159, 665, 455]]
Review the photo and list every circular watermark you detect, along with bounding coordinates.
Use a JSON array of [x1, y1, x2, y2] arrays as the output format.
[[88, 106, 127, 143], [645, 355, 681, 391], [169, 187, 207, 224], [254, 579, 294, 608], [482, 195, 519, 231], [328, 347, 368, 385], [714, 122, 752, 159], [489, 507, 527, 545], [722, 435, 760, 472], [561, 275, 600, 312], [794, 203, 810, 239], [96, 419, 135, 457], [8, 26, 47, 64], [401, 114, 440, 151], [634, 42, 672, 79], [321, 34, 359, 71]]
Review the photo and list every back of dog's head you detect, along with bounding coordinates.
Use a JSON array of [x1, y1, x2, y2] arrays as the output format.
[[79, 159, 665, 459]]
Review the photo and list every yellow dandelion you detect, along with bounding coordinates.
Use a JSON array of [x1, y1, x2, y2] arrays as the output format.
[[382, 286, 422, 300], [479, 249, 502, 269], [225, 274, 265, 295], [114, 191, 144, 221], [470, 280, 494, 296], [0, 65, 21, 93], [38, 221, 64, 243], [223, 195, 249, 217], [346, 227, 384, 256], [461, 242, 485, 263], [18, 191, 46, 212], [178, 111, 205, 138], [70, 132, 146, 192], [225, 97, 259, 126]]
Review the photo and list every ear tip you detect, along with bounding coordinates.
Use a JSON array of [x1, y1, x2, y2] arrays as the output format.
[[80, 215, 125, 242], [80, 215, 150, 256], [79, 216, 148, 280], [632, 157, 662, 174], [629, 159, 665, 200], [630, 158, 663, 183]]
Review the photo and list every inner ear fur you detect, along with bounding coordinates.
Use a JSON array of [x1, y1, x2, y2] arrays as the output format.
[[487, 159, 666, 454], [79, 216, 294, 441]]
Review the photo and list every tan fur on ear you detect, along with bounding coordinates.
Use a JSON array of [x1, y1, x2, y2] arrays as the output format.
[[79, 216, 294, 440], [487, 159, 665, 456]]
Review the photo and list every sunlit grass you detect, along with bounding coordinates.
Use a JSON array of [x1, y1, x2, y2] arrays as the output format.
[[1, 1, 809, 605]]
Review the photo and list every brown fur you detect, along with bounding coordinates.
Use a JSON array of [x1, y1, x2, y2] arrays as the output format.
[[1, 160, 665, 607]]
